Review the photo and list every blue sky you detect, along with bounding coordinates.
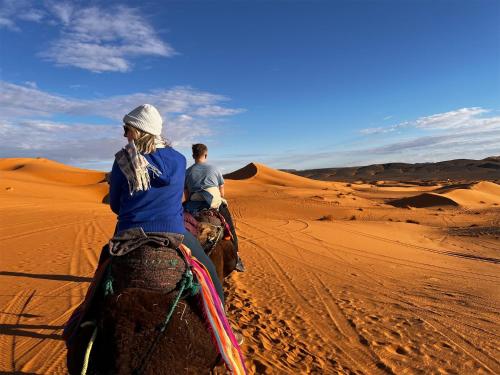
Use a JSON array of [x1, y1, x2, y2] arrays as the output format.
[[0, 0, 499, 172]]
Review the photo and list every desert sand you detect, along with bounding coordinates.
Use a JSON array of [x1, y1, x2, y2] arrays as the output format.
[[0, 158, 499, 374]]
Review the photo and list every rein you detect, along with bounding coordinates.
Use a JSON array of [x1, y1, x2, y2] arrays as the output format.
[[205, 225, 224, 256]]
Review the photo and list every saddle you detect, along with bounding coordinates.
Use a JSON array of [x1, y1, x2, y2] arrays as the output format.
[[65, 230, 244, 375], [65, 236, 204, 374]]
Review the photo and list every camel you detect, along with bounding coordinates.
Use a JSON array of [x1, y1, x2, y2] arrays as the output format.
[[65, 217, 238, 374]]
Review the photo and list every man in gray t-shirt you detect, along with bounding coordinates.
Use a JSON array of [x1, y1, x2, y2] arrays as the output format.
[[185, 162, 225, 199], [184, 143, 225, 209], [184, 143, 244, 272]]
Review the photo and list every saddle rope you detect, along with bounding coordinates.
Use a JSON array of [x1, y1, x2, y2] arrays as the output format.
[[80, 260, 117, 375], [80, 321, 97, 375]]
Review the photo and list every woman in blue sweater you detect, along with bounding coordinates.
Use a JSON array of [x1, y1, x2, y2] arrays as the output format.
[[109, 104, 224, 302]]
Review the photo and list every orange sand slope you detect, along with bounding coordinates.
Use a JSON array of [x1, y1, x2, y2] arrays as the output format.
[[1, 159, 499, 374], [225, 162, 333, 188], [0, 158, 108, 203], [389, 181, 500, 208]]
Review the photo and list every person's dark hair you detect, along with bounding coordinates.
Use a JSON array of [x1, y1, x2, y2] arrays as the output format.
[[192, 143, 208, 159]]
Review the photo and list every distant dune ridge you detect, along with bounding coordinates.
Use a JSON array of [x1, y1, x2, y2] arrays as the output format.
[[290, 156, 500, 183], [225, 162, 333, 188], [389, 181, 500, 208], [0, 157, 106, 184], [1, 157, 499, 374], [0, 157, 108, 203]]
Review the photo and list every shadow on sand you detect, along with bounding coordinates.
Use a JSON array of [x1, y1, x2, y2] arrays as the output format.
[[0, 271, 91, 283], [0, 323, 63, 340]]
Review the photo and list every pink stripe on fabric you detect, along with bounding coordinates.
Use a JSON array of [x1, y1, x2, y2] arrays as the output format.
[[179, 245, 247, 374]]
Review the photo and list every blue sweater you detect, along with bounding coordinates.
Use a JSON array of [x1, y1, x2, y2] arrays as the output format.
[[109, 147, 186, 234]]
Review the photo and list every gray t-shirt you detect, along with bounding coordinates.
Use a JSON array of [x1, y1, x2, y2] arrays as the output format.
[[185, 163, 224, 195]]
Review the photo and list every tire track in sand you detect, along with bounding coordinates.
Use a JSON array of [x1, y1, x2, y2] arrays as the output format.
[[0, 220, 92, 242], [7, 218, 105, 374], [338, 222, 500, 265], [21, 220, 99, 373], [293, 222, 500, 373], [240, 220, 386, 374], [247, 240, 384, 374]]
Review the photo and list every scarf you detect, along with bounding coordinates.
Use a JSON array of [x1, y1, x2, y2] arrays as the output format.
[[115, 138, 165, 195]]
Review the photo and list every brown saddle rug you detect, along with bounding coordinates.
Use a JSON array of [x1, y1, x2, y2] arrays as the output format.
[[110, 244, 186, 292]]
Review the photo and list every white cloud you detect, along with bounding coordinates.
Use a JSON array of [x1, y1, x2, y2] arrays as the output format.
[[360, 107, 500, 135], [0, 80, 244, 166], [23, 80, 37, 88], [48, 2, 73, 25], [0, 0, 45, 30], [0, 17, 17, 30], [1, 2, 175, 72], [0, 117, 216, 167], [192, 105, 246, 117], [249, 129, 500, 170], [83, 87, 232, 119], [41, 5, 175, 72], [0, 0, 23, 30], [0, 118, 123, 162], [360, 123, 409, 135], [0, 81, 244, 121], [414, 107, 491, 130], [18, 8, 45, 22], [235, 108, 500, 171], [367, 130, 500, 155], [0, 81, 74, 118], [344, 108, 500, 169]]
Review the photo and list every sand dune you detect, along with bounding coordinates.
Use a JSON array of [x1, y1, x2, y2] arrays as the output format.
[[473, 180, 500, 195], [440, 181, 500, 207], [0, 158, 108, 203], [0, 158, 105, 185], [226, 162, 334, 189], [389, 192, 460, 208], [390, 181, 500, 208], [1, 159, 499, 374]]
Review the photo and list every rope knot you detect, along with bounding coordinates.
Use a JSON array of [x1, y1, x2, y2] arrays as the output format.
[[182, 268, 200, 297]]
